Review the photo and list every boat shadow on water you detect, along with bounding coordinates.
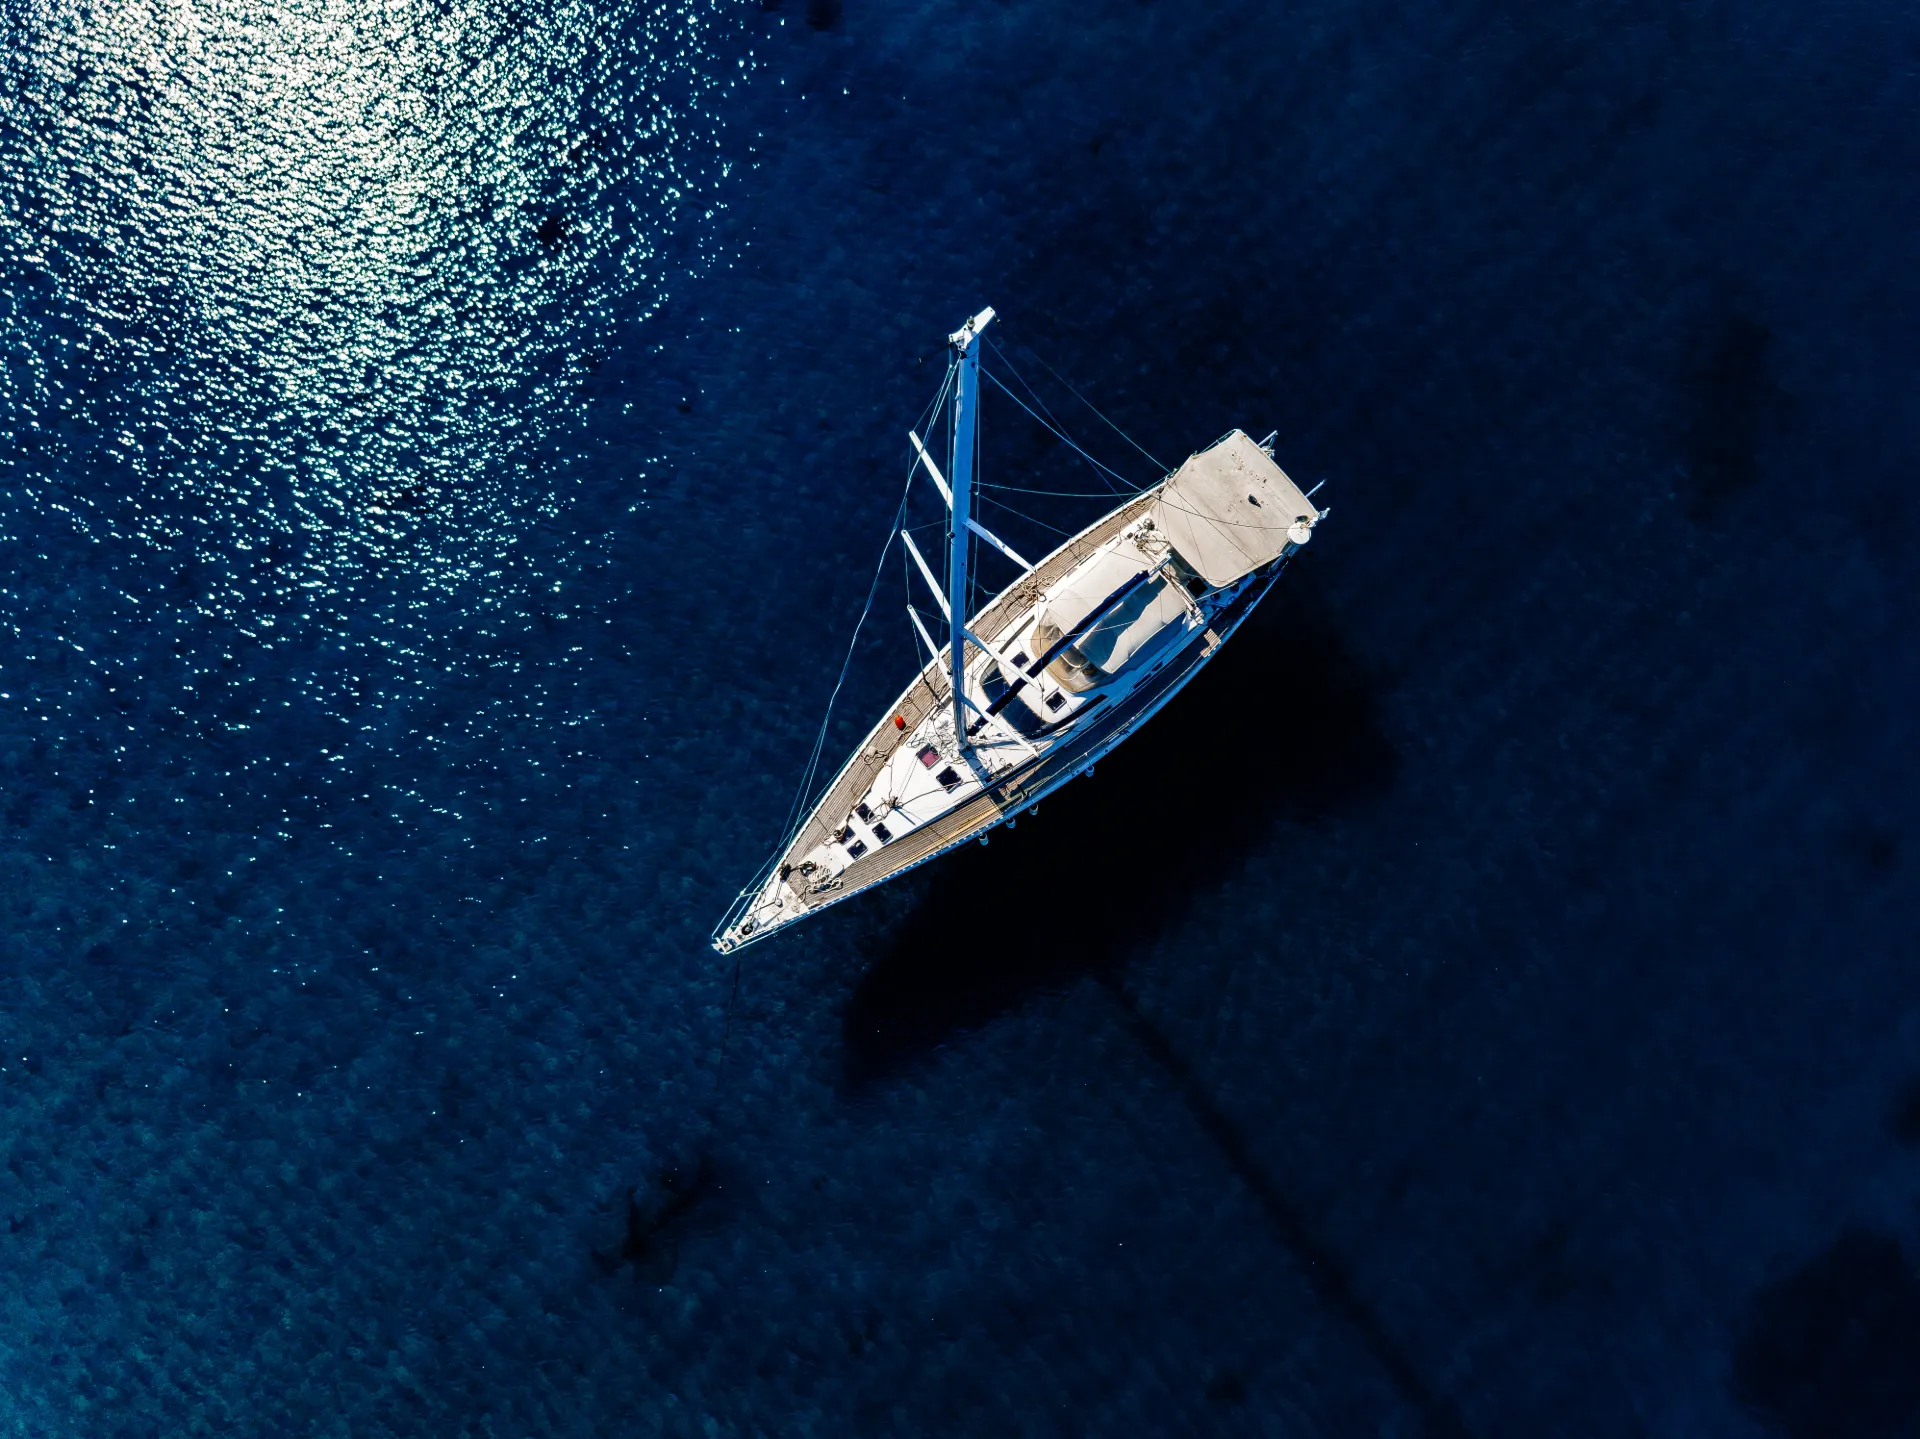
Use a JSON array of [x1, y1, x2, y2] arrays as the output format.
[[840, 587, 1397, 1086], [834, 593, 1481, 1437]]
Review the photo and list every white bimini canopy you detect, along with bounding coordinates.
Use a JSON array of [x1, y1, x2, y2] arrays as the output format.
[[1151, 430, 1322, 587]]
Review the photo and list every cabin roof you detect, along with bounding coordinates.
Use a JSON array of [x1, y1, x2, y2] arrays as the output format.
[[1150, 430, 1320, 587]]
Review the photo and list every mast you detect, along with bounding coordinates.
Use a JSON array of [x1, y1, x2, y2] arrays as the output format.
[[946, 306, 994, 742]]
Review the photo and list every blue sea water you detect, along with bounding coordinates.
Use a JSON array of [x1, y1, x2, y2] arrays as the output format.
[[3, 0, 1919, 1433]]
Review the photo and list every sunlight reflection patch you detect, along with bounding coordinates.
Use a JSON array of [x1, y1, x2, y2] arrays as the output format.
[[0, 0, 743, 631]]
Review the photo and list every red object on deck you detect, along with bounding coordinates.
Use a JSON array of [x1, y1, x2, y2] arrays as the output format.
[[893, 715, 906, 730]]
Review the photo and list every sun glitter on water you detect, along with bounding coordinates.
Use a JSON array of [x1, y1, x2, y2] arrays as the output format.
[[0, 0, 746, 637]]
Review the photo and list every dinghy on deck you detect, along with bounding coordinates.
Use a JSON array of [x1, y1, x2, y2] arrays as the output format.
[[712, 309, 1324, 953]]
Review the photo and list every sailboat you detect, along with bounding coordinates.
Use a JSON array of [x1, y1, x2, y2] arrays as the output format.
[[712, 307, 1325, 953]]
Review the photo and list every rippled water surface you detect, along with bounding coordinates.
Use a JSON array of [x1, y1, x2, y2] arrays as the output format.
[[3, 0, 1920, 1435], [3, 0, 740, 792]]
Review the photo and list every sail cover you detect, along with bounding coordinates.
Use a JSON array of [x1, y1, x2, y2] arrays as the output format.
[[1033, 544, 1191, 680], [1150, 430, 1320, 587], [1076, 575, 1188, 673], [1038, 546, 1148, 637]]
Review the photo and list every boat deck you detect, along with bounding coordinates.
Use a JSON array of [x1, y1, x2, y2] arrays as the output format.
[[766, 525, 1288, 934], [775, 485, 1160, 904]]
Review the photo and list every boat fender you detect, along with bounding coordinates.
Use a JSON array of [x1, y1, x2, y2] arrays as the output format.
[[978, 835, 990, 846]]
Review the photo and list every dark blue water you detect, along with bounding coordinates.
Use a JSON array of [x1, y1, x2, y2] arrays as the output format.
[[3, 0, 1918, 1433]]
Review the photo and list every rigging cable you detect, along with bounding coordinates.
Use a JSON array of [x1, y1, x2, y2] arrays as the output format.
[[986, 339, 1127, 496], [763, 373, 950, 864], [1000, 337, 1170, 474], [704, 365, 960, 1133], [976, 489, 1074, 537], [979, 480, 1152, 499], [981, 368, 1145, 496]]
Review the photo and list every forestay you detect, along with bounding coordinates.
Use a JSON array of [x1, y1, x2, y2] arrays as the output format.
[[1151, 430, 1322, 588]]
